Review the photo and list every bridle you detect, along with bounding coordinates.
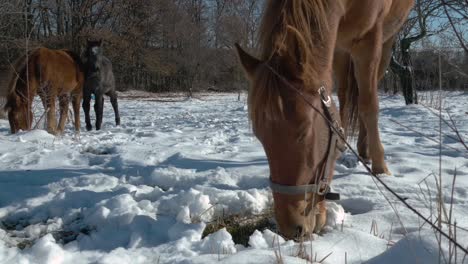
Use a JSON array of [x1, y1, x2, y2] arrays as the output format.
[[264, 63, 346, 201]]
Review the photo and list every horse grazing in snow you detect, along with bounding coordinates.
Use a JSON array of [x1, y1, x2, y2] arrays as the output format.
[[235, 0, 414, 239], [4, 48, 84, 134]]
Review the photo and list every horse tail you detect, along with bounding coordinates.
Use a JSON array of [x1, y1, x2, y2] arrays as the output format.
[[4, 49, 38, 112], [344, 61, 360, 139]]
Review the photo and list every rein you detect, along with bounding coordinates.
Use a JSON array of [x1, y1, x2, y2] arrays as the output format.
[[264, 63, 346, 200]]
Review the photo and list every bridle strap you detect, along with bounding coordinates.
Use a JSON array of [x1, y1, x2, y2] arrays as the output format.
[[269, 181, 325, 196], [318, 86, 347, 185]]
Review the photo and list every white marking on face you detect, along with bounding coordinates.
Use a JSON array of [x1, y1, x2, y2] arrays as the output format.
[[91, 47, 99, 55]]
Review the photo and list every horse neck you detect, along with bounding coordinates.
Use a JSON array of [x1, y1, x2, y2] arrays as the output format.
[[12, 80, 34, 114], [86, 57, 100, 74]]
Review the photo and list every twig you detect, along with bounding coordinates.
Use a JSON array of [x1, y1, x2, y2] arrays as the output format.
[[33, 109, 47, 130], [318, 252, 333, 263], [445, 111, 468, 151]]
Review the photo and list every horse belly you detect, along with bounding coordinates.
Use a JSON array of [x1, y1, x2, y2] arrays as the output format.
[[382, 0, 414, 40]]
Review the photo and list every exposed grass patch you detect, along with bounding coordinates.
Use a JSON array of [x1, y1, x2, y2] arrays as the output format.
[[202, 211, 275, 246], [1, 218, 94, 249], [51, 226, 94, 245]]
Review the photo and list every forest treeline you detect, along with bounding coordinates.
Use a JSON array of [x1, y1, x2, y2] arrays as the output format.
[[0, 0, 466, 102]]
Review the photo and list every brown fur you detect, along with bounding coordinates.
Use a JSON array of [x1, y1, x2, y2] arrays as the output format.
[[5, 47, 84, 135], [236, 0, 414, 239]]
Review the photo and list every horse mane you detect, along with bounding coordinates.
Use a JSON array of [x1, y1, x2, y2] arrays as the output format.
[[62, 50, 84, 72], [249, 0, 330, 129], [259, 0, 329, 62], [4, 49, 39, 112], [62, 49, 85, 84]]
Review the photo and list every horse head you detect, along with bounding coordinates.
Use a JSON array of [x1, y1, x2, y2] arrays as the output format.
[[5, 83, 33, 134], [85, 39, 104, 72], [235, 27, 344, 238]]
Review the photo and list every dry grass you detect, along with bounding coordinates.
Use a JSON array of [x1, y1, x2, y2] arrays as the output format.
[[416, 90, 467, 263]]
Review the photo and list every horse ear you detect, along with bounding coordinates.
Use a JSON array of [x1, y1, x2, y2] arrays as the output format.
[[98, 39, 103, 46], [235, 43, 261, 80]]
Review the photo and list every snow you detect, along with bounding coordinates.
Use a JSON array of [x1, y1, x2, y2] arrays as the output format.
[[0, 92, 467, 264]]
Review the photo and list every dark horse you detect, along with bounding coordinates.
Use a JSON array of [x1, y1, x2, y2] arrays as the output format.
[[82, 40, 120, 131], [236, 0, 413, 238], [4, 48, 83, 134]]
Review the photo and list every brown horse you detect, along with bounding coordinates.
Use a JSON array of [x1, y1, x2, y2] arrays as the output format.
[[236, 0, 413, 239], [4, 48, 84, 135]]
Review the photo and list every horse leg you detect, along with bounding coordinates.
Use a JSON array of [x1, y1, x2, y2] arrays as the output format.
[[335, 50, 370, 162], [351, 22, 390, 175], [357, 36, 396, 164], [94, 94, 104, 130], [39, 83, 57, 134], [378, 36, 396, 83], [45, 95, 57, 135], [333, 50, 351, 133], [83, 92, 92, 131], [108, 91, 120, 126], [357, 117, 370, 163], [71, 90, 81, 132], [57, 94, 70, 134]]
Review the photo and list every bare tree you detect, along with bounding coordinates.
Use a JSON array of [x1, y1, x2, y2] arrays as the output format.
[[441, 0, 468, 53], [390, 0, 447, 104], [1, 0, 263, 94]]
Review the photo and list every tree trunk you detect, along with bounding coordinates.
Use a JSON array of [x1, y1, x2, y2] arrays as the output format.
[[390, 36, 424, 105], [390, 55, 414, 104]]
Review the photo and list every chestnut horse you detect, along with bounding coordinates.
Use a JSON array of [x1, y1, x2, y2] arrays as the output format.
[[236, 0, 413, 239], [4, 48, 84, 134]]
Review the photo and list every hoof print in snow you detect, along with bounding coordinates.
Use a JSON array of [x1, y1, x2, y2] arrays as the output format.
[[339, 198, 374, 215], [83, 145, 117, 155], [337, 152, 359, 169]]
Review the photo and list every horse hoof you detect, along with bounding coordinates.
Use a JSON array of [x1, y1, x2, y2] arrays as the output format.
[[86, 125, 92, 131], [116, 118, 121, 126], [372, 164, 391, 176]]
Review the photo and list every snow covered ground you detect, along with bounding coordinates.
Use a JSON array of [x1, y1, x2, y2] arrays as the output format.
[[0, 92, 467, 263]]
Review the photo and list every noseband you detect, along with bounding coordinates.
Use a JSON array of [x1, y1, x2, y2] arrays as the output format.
[[265, 64, 346, 200]]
